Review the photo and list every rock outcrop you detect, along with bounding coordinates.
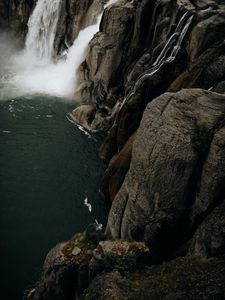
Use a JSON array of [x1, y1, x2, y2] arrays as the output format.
[[71, 0, 225, 202], [83, 256, 225, 300], [75, 0, 225, 129], [53, 0, 103, 56], [25, 232, 150, 300], [106, 89, 225, 259], [6, 0, 224, 299]]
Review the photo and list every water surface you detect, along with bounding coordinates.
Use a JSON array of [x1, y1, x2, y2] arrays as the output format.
[[0, 95, 107, 300]]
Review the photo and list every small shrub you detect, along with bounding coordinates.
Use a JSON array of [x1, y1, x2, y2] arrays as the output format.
[[103, 252, 137, 275]]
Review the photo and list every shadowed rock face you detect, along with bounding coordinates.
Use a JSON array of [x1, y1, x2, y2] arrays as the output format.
[[0, 0, 36, 36], [75, 0, 225, 123], [3, 0, 225, 298], [71, 0, 225, 203], [53, 0, 103, 56], [188, 201, 225, 257], [83, 256, 225, 300], [0, 0, 103, 54], [106, 89, 225, 259]]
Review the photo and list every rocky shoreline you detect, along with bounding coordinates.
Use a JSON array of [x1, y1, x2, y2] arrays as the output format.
[[1, 0, 225, 299]]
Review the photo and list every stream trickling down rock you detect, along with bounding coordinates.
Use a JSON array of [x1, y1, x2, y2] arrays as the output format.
[[0, 1, 107, 299]]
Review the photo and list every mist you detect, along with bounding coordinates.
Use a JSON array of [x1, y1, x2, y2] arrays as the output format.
[[0, 14, 102, 101]]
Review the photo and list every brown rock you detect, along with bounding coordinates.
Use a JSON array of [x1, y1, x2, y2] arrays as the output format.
[[189, 201, 225, 257], [0, 0, 36, 37], [25, 233, 96, 300], [106, 89, 225, 259], [69, 104, 96, 132], [83, 256, 225, 300], [100, 133, 135, 201]]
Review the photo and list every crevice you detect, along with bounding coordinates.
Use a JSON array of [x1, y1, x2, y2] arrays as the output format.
[[189, 187, 225, 240], [119, 193, 129, 240]]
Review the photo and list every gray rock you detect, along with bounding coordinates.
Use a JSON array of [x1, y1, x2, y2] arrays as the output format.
[[106, 89, 225, 258], [83, 256, 225, 300], [93, 240, 149, 260], [72, 246, 81, 256], [0, 0, 37, 36], [188, 201, 225, 257]]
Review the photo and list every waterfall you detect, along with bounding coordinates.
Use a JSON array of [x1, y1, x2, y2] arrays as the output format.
[[25, 0, 62, 60], [114, 12, 193, 125], [1, 0, 103, 98], [104, 0, 119, 8], [18, 14, 103, 97]]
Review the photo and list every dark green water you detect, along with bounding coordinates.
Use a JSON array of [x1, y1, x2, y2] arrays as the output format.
[[0, 96, 107, 300]]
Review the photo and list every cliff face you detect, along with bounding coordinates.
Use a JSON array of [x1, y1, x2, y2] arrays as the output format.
[[70, 0, 225, 203], [0, 0, 36, 36], [69, 1, 225, 298], [53, 0, 103, 55], [106, 89, 225, 259], [2, 0, 225, 299]]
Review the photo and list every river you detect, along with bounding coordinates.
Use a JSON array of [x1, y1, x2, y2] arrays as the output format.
[[0, 94, 108, 299]]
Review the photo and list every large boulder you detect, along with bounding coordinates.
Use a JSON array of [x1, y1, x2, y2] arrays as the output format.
[[106, 89, 225, 259]]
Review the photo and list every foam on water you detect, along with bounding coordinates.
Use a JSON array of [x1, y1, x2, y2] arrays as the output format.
[[0, 1, 103, 99]]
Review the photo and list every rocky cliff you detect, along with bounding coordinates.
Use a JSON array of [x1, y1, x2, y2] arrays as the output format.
[[71, 0, 225, 203], [0, 0, 103, 52], [2, 0, 225, 299], [106, 89, 225, 259], [53, 0, 103, 56], [0, 0, 36, 36], [67, 0, 225, 298]]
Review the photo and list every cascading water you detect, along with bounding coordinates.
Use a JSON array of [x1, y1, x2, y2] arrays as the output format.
[[0, 3, 110, 299], [104, 0, 119, 8], [113, 12, 193, 125], [17, 13, 103, 97], [0, 0, 105, 99], [25, 0, 62, 60]]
